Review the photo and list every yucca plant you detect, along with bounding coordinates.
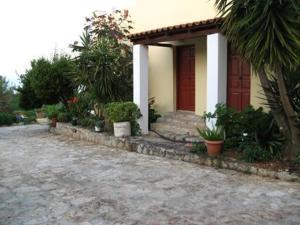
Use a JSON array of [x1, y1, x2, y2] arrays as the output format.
[[215, 0, 300, 159]]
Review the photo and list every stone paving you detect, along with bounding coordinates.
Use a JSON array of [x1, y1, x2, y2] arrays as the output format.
[[0, 125, 300, 225]]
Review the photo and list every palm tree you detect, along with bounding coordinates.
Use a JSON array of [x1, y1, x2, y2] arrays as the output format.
[[215, 0, 300, 158]]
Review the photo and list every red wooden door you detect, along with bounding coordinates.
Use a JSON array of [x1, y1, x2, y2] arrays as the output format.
[[227, 47, 251, 111], [177, 46, 195, 111]]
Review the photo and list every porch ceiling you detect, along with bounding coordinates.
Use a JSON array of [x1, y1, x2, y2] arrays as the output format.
[[128, 18, 222, 45]]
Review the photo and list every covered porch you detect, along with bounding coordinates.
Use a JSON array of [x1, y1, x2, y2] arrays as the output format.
[[128, 18, 228, 134]]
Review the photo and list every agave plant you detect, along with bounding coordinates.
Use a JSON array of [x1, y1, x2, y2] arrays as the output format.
[[197, 126, 225, 141]]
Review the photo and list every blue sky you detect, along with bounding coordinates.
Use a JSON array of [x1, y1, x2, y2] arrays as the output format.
[[0, 0, 134, 85]]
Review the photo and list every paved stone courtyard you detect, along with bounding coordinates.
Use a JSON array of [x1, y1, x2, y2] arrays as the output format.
[[0, 125, 300, 225]]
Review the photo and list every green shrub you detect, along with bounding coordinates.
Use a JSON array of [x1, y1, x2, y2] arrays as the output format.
[[22, 116, 36, 124], [67, 94, 93, 119], [241, 144, 273, 163], [57, 112, 71, 122], [78, 117, 96, 129], [203, 104, 284, 162], [191, 143, 207, 154], [0, 112, 15, 126], [105, 102, 141, 122], [105, 102, 141, 135]]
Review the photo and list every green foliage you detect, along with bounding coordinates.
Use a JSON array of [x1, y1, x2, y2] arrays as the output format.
[[71, 10, 133, 106], [18, 54, 76, 109], [22, 116, 36, 124], [148, 97, 161, 126], [18, 73, 42, 110], [215, 0, 300, 71], [57, 112, 71, 122], [95, 119, 105, 129], [43, 103, 66, 119], [197, 126, 225, 141], [105, 102, 141, 135], [78, 116, 97, 129], [67, 93, 93, 119], [241, 143, 274, 163], [9, 93, 21, 112], [105, 102, 141, 123], [190, 143, 207, 155], [0, 75, 15, 113], [13, 110, 36, 124], [0, 112, 15, 126], [204, 104, 284, 162], [267, 67, 300, 128]]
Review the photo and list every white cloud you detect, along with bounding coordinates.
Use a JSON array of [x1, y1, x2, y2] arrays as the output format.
[[0, 0, 135, 84]]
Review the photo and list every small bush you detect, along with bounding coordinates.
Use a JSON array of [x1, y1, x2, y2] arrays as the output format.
[[0, 112, 15, 126], [203, 104, 284, 162], [105, 102, 141, 123], [57, 112, 71, 122], [67, 94, 93, 119], [22, 116, 36, 124], [105, 102, 141, 135], [78, 117, 96, 129], [241, 144, 272, 163], [190, 143, 207, 154]]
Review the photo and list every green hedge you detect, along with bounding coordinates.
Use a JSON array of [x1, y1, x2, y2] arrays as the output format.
[[105, 102, 141, 123], [0, 113, 15, 126]]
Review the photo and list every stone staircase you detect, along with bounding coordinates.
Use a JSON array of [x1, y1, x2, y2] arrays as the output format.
[[150, 111, 206, 143]]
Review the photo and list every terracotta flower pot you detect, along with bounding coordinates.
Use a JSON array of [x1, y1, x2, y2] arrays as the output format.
[[205, 140, 224, 157], [51, 117, 57, 128]]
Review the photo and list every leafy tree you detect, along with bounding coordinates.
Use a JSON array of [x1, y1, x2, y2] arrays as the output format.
[[18, 54, 76, 109], [71, 10, 133, 116], [18, 73, 42, 109], [215, 0, 300, 158], [0, 75, 13, 112]]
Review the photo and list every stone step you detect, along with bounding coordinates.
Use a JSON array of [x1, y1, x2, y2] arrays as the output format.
[[149, 131, 203, 143], [151, 123, 199, 136], [152, 121, 203, 133], [157, 117, 205, 128], [151, 111, 206, 143]]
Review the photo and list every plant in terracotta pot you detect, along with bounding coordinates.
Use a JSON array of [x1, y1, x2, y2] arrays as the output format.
[[43, 104, 60, 128], [47, 109, 59, 128], [197, 126, 225, 157]]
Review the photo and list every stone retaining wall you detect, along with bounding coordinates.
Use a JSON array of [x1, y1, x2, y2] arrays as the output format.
[[51, 123, 300, 182]]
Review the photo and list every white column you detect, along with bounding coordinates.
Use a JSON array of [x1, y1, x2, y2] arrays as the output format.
[[133, 44, 149, 134], [206, 33, 227, 128]]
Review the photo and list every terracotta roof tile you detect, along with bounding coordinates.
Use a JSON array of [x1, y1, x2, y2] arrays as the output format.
[[128, 17, 222, 40]]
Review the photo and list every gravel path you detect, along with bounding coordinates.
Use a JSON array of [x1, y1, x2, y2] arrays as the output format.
[[0, 125, 299, 225]]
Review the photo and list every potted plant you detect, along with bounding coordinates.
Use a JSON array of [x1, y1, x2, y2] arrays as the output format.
[[197, 126, 225, 157], [94, 118, 105, 132], [48, 111, 59, 127], [105, 102, 141, 137], [44, 105, 59, 128]]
